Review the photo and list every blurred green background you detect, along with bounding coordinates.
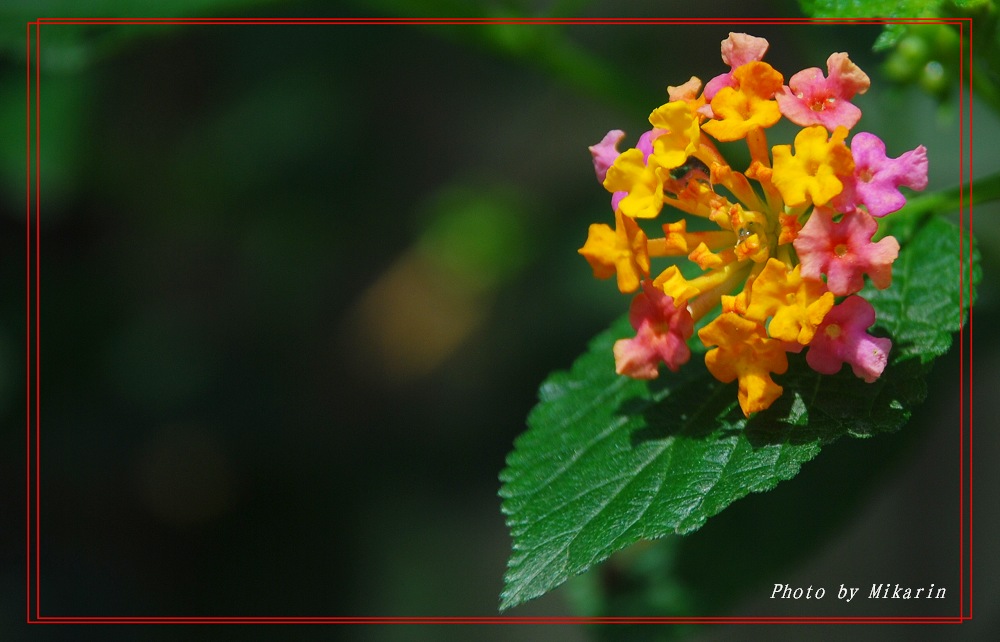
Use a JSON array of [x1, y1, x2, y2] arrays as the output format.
[[2, 2, 998, 641]]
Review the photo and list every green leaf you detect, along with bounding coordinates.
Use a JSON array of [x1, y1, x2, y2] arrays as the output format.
[[865, 213, 978, 363], [796, 0, 944, 51], [499, 214, 975, 611], [564, 402, 933, 629], [873, 24, 910, 52], [798, 0, 941, 17]]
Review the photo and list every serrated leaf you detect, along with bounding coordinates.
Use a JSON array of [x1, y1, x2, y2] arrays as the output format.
[[566, 405, 932, 626], [499, 214, 974, 611], [865, 214, 978, 363]]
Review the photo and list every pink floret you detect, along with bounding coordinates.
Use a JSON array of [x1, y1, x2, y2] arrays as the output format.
[[806, 296, 892, 383], [794, 207, 900, 296], [703, 32, 770, 108], [721, 32, 770, 68], [591, 129, 665, 212], [589, 129, 626, 183], [613, 281, 694, 378], [834, 132, 929, 217], [776, 53, 870, 131]]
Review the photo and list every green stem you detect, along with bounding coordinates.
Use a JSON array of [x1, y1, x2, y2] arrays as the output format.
[[876, 172, 1000, 241], [897, 171, 1000, 219]]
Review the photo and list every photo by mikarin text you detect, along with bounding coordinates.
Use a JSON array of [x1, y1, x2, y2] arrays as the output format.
[[770, 583, 947, 602]]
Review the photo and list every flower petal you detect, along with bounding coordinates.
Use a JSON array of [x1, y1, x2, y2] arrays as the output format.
[[589, 129, 626, 183], [834, 132, 929, 217], [794, 207, 899, 296], [613, 281, 694, 377], [806, 296, 891, 382]]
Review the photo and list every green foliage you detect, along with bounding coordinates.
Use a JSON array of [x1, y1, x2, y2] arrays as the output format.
[[563, 398, 932, 630], [797, 0, 992, 51], [952, 0, 994, 8], [799, 0, 951, 18], [799, 0, 941, 18], [866, 212, 979, 363], [499, 213, 976, 611], [2, 0, 281, 69]]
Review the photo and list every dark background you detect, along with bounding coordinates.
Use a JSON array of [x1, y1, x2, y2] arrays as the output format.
[[1, 3, 997, 640]]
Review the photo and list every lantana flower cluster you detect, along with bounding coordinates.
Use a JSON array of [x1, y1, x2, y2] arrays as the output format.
[[579, 33, 928, 417]]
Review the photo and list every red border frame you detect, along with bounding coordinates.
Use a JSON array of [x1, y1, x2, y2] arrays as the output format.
[[24, 16, 974, 625]]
